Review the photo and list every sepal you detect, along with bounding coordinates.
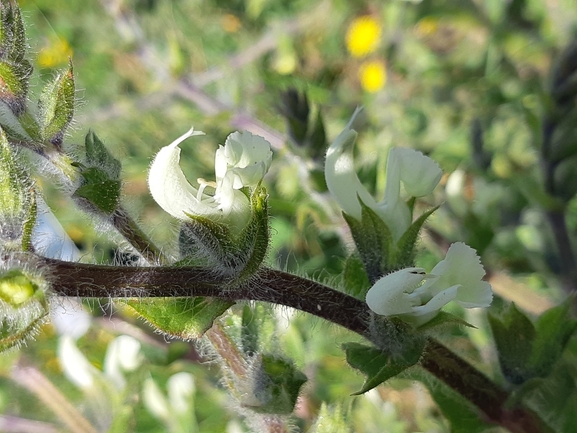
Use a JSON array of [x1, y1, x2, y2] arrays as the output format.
[[0, 2, 32, 116], [343, 197, 438, 285], [179, 184, 269, 282]]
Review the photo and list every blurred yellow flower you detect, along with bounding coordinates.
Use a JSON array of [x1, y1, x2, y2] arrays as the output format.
[[346, 16, 382, 57], [415, 17, 439, 36], [222, 14, 241, 33], [359, 60, 386, 93], [38, 38, 73, 68]]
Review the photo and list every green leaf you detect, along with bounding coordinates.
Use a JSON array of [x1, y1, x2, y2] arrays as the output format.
[[395, 205, 439, 269], [489, 300, 577, 385], [522, 360, 577, 433], [342, 253, 371, 299], [529, 297, 577, 378], [343, 342, 418, 394], [74, 168, 121, 214], [404, 368, 493, 433], [38, 62, 75, 147], [124, 297, 233, 340], [488, 303, 536, 385], [84, 130, 122, 178], [246, 354, 307, 414]]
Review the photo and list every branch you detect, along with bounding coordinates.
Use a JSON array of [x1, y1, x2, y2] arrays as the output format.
[[39, 255, 552, 433]]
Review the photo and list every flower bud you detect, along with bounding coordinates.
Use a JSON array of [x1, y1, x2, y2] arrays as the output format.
[[0, 2, 32, 116], [0, 265, 49, 352], [38, 62, 75, 148]]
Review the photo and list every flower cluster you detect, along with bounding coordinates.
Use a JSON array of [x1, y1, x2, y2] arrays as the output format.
[[324, 109, 442, 242], [325, 111, 492, 325]]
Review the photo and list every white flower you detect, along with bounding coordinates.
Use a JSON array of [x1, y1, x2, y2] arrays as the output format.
[[148, 128, 272, 234], [325, 110, 442, 241], [366, 242, 493, 326]]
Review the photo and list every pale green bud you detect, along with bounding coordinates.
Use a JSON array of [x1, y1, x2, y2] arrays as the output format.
[[0, 126, 36, 250], [0, 265, 49, 353]]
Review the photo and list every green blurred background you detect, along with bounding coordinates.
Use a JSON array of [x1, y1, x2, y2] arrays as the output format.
[[2, 0, 577, 431]]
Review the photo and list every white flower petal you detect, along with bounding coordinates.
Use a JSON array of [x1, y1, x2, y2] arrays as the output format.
[[455, 280, 493, 308], [148, 128, 212, 219], [104, 335, 143, 390], [404, 285, 460, 326], [373, 198, 411, 242], [390, 148, 442, 197], [422, 242, 487, 298], [167, 372, 195, 414], [58, 335, 98, 389], [367, 243, 493, 325], [143, 377, 171, 421], [216, 131, 272, 188], [325, 109, 378, 220], [325, 111, 439, 242], [214, 170, 251, 232], [366, 268, 428, 316]]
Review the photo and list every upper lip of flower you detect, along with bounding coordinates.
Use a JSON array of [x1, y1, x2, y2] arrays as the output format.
[[147, 127, 272, 233], [324, 109, 442, 241]]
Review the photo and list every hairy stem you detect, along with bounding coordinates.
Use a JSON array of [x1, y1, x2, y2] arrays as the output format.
[[40, 255, 551, 432]]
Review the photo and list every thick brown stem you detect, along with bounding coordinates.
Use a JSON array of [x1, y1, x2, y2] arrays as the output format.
[[39, 255, 552, 433]]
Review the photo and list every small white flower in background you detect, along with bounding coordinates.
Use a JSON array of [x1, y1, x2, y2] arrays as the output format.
[[143, 372, 196, 428], [148, 128, 272, 234], [104, 334, 143, 389], [58, 335, 99, 389], [324, 109, 442, 241], [366, 242, 493, 326], [58, 334, 143, 390]]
